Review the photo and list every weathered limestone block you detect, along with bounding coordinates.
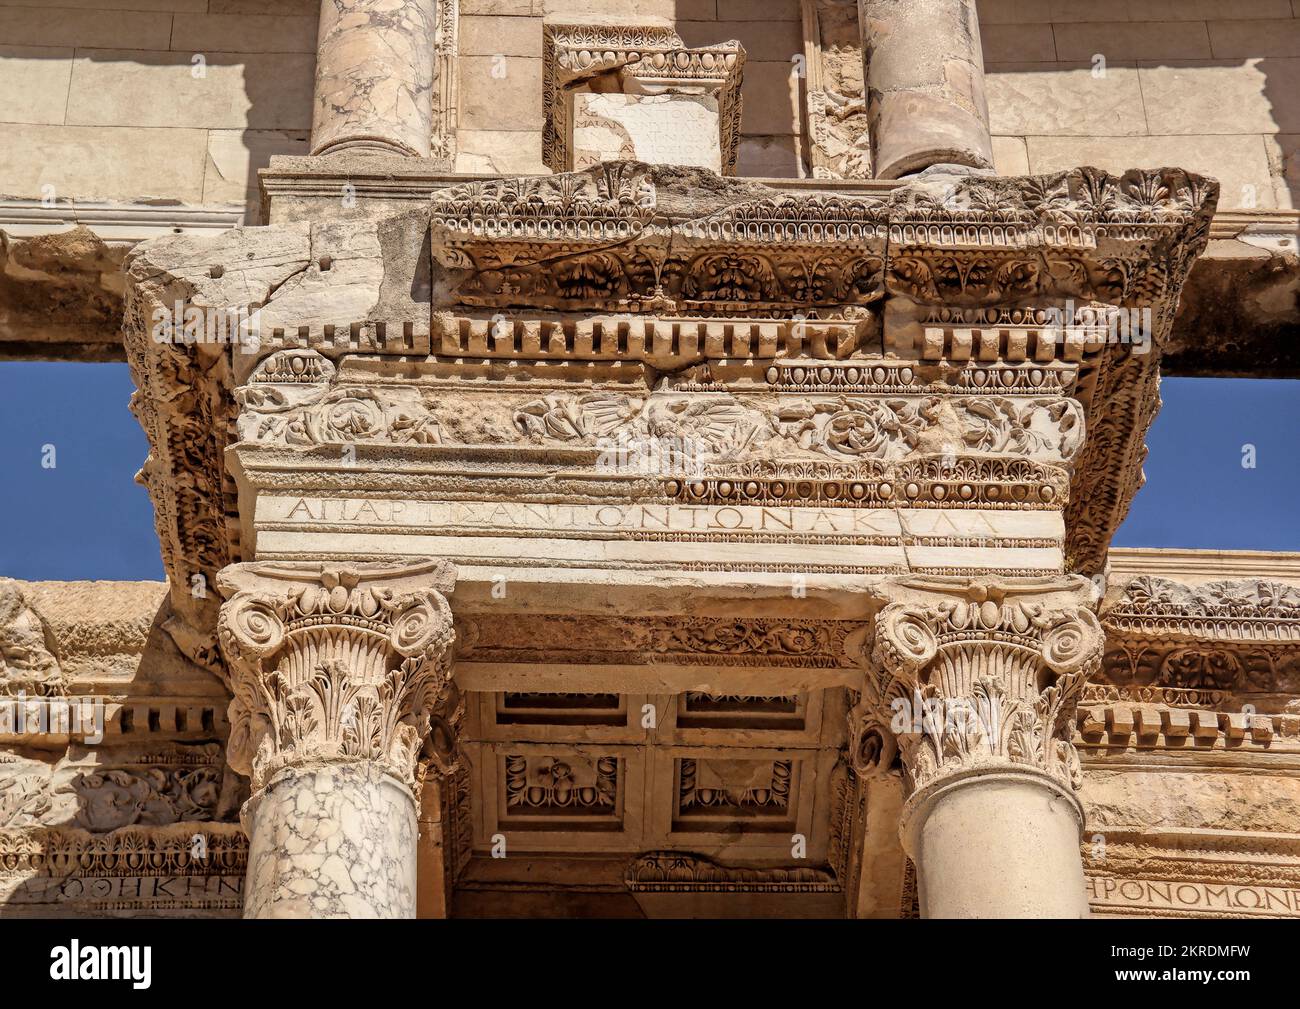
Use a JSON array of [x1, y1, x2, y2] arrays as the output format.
[[1083, 768, 1300, 836], [0, 226, 128, 361], [573, 93, 724, 174]]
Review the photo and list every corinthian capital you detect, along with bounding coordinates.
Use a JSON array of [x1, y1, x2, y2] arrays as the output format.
[[851, 577, 1103, 799], [216, 560, 459, 793]]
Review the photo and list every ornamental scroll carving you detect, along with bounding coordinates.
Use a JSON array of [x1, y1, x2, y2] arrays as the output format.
[[851, 578, 1105, 797], [216, 561, 459, 793], [510, 393, 1082, 467], [1101, 576, 1300, 693]]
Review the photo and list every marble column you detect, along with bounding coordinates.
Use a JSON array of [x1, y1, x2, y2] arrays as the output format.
[[851, 576, 1104, 918], [311, 0, 438, 158], [858, 0, 994, 178], [217, 560, 458, 918]]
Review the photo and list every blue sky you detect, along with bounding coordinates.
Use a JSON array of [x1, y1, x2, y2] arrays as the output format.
[[0, 362, 1295, 582]]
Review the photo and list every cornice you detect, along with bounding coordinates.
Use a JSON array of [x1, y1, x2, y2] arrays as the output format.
[[1107, 547, 1300, 583], [0, 200, 244, 242], [1099, 573, 1300, 697]]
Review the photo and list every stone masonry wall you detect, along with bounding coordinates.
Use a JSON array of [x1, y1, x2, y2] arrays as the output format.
[[0, 0, 1296, 212], [0, 0, 317, 217], [979, 0, 1300, 209]]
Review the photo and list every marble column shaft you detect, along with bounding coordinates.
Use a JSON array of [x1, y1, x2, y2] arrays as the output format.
[[858, 0, 994, 178], [312, 0, 438, 157], [244, 762, 418, 918], [217, 560, 457, 919]]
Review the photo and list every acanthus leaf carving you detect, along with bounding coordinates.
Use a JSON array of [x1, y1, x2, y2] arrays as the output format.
[[861, 578, 1104, 797], [216, 561, 459, 793]]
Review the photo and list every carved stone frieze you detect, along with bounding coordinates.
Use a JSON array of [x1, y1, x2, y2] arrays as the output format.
[[234, 352, 1084, 483], [456, 615, 856, 670], [216, 560, 459, 792], [430, 0, 458, 168], [430, 163, 888, 316], [0, 824, 247, 916], [505, 752, 618, 813], [1101, 576, 1300, 694], [237, 384, 444, 448], [677, 757, 792, 816], [800, 0, 870, 179], [625, 850, 839, 892], [0, 742, 244, 833], [0, 578, 64, 696], [123, 165, 1216, 636]]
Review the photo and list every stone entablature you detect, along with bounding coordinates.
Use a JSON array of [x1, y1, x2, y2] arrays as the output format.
[[120, 162, 1215, 672], [1101, 575, 1300, 697]]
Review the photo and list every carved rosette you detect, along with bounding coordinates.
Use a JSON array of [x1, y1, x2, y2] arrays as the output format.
[[216, 561, 459, 795], [852, 578, 1104, 806]]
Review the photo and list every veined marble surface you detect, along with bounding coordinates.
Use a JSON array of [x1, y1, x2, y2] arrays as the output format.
[[243, 761, 418, 919], [312, 0, 437, 157]]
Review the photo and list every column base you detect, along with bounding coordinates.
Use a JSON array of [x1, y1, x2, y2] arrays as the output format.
[[310, 136, 423, 158]]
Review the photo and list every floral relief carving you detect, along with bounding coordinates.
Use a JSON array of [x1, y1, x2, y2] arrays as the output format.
[[1157, 647, 1243, 691], [957, 398, 1085, 464], [678, 758, 792, 813], [650, 620, 832, 659], [504, 754, 618, 812], [511, 392, 950, 463], [236, 385, 443, 448], [775, 397, 938, 459], [0, 764, 51, 828], [856, 579, 1105, 797], [216, 561, 459, 793]]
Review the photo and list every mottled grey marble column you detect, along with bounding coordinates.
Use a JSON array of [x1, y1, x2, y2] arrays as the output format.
[[859, 0, 994, 178], [243, 762, 417, 919], [217, 560, 458, 920], [311, 0, 438, 157]]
